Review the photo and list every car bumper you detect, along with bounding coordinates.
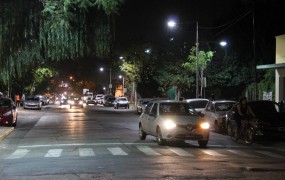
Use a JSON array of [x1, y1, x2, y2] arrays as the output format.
[[24, 104, 41, 109], [161, 126, 209, 141]]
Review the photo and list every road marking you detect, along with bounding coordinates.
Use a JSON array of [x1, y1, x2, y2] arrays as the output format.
[[6, 149, 30, 159], [19, 142, 155, 148], [107, 147, 128, 155], [256, 151, 285, 159], [44, 149, 63, 158], [137, 146, 161, 156], [227, 150, 258, 157], [79, 148, 95, 157], [169, 147, 194, 156], [201, 149, 227, 157]]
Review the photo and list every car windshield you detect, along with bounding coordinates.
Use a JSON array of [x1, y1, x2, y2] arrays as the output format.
[[27, 97, 39, 101], [159, 103, 198, 116], [108, 97, 115, 101], [0, 99, 11, 107], [189, 100, 208, 109], [250, 101, 283, 115], [215, 102, 236, 111]]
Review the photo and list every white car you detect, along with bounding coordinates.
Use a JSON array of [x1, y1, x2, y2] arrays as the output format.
[[114, 97, 129, 109], [139, 100, 210, 147], [202, 100, 236, 133]]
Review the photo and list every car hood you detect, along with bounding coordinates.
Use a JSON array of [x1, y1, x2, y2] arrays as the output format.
[[159, 115, 203, 125], [215, 111, 228, 117], [0, 107, 12, 114]]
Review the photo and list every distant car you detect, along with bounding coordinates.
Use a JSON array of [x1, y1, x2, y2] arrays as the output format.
[[69, 97, 84, 109], [60, 96, 69, 106], [226, 100, 285, 140], [185, 98, 209, 113], [24, 97, 42, 110], [35, 95, 48, 106], [139, 100, 210, 147], [95, 94, 104, 105], [86, 97, 96, 105], [137, 98, 152, 115], [104, 97, 116, 107], [0, 97, 17, 127], [202, 100, 236, 133], [114, 97, 129, 109], [102, 95, 115, 106]]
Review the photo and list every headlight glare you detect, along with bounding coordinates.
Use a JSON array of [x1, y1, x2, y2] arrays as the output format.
[[200, 122, 210, 129], [164, 120, 176, 129]]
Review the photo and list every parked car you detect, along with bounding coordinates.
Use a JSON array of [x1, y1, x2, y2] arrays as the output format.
[[24, 97, 42, 110], [114, 97, 129, 109], [185, 98, 209, 113], [0, 97, 17, 127], [95, 94, 104, 105], [226, 100, 285, 140], [102, 95, 115, 106], [86, 97, 96, 105], [104, 96, 116, 107], [202, 100, 236, 133], [139, 100, 210, 147], [136, 98, 152, 115], [69, 96, 84, 109]]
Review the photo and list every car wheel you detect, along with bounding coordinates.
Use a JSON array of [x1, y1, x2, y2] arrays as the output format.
[[227, 122, 234, 136], [156, 127, 165, 145], [245, 127, 255, 145], [198, 140, 208, 147], [81, 105, 84, 108], [139, 124, 147, 140]]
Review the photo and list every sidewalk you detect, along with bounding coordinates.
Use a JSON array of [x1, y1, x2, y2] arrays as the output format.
[[0, 126, 14, 141]]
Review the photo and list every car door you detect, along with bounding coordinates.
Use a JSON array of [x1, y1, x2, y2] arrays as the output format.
[[140, 102, 153, 134], [148, 103, 158, 135]]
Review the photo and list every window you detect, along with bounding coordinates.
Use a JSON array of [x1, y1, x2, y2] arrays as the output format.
[[150, 103, 158, 115], [144, 103, 153, 114]]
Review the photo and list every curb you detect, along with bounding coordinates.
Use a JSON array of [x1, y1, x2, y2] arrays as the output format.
[[0, 127, 14, 141]]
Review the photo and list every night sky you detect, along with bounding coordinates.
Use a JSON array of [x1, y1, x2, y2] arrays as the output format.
[[115, 0, 285, 64]]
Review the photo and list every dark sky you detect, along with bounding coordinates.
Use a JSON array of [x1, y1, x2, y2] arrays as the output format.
[[115, 0, 285, 53]]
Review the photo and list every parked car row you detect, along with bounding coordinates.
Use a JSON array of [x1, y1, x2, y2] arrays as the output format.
[[0, 97, 17, 127]]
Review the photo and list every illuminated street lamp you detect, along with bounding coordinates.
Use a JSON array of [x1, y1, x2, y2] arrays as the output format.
[[100, 67, 112, 95]]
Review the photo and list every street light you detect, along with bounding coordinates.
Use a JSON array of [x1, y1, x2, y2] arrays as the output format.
[[100, 67, 112, 95], [167, 20, 199, 98]]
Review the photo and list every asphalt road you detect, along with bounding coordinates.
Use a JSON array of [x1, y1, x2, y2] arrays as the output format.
[[0, 104, 285, 179]]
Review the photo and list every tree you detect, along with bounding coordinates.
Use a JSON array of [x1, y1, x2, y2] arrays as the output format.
[[182, 47, 214, 96]]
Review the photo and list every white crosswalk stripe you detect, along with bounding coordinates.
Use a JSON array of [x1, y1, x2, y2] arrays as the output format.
[[107, 147, 128, 155], [227, 150, 258, 157], [44, 149, 63, 158], [79, 148, 95, 157], [169, 147, 194, 156], [137, 146, 161, 156], [256, 151, 285, 159], [201, 149, 227, 157], [5, 149, 30, 159]]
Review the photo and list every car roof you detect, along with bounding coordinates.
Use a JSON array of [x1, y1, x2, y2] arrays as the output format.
[[209, 100, 236, 103], [149, 100, 188, 104], [185, 98, 209, 102]]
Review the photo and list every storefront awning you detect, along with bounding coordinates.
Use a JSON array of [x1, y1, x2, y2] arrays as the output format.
[[256, 63, 285, 70]]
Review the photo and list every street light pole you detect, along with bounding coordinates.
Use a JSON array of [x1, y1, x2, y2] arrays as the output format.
[[196, 21, 199, 98], [109, 68, 112, 95]]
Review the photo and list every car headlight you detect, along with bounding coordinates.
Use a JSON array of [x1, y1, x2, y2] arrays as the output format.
[[79, 101, 83, 104], [3, 111, 12, 116], [69, 101, 74, 104], [200, 122, 210, 129], [164, 120, 176, 129]]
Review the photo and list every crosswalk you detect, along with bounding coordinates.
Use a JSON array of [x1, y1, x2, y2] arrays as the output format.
[[3, 145, 285, 160]]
